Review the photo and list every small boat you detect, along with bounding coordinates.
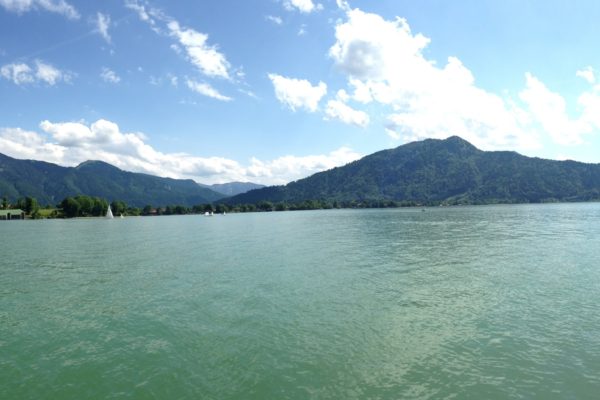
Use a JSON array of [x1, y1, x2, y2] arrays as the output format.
[[120, 214, 124, 219], [106, 205, 114, 219]]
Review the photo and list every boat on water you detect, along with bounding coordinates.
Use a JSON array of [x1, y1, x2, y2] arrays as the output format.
[[106, 205, 114, 219], [204, 211, 213, 216]]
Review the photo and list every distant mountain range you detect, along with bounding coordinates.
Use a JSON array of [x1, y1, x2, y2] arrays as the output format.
[[0, 153, 259, 206], [227, 136, 600, 205], [201, 182, 265, 197], [4, 136, 600, 209]]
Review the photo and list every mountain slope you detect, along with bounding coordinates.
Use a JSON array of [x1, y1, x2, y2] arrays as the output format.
[[226, 136, 600, 205], [0, 154, 224, 206]]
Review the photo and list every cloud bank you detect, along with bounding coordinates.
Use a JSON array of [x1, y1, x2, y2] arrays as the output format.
[[322, 5, 600, 151], [0, 119, 362, 185]]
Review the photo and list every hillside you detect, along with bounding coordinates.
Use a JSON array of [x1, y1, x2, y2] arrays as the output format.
[[226, 136, 600, 205], [0, 154, 225, 206]]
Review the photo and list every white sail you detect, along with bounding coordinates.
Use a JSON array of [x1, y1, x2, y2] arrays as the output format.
[[106, 205, 114, 219]]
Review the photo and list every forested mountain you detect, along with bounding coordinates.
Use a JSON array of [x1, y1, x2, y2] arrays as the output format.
[[226, 136, 600, 206], [0, 153, 224, 206]]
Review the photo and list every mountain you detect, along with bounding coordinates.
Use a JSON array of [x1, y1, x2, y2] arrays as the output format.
[[201, 182, 265, 197], [226, 136, 600, 205], [0, 154, 224, 206]]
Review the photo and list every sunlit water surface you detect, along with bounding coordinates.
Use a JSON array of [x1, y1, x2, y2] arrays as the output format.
[[2, 204, 600, 399]]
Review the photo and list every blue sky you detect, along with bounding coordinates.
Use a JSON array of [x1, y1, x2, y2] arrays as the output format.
[[2, 0, 600, 184]]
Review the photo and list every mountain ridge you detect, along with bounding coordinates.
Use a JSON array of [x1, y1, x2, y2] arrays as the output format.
[[0, 153, 224, 206], [226, 136, 600, 205]]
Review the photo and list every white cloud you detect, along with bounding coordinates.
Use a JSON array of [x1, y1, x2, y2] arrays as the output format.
[[269, 73, 327, 112], [100, 67, 120, 84], [125, 0, 151, 22], [335, 0, 350, 11], [328, 7, 541, 151], [167, 73, 178, 87], [0, 119, 362, 185], [168, 20, 231, 79], [325, 99, 369, 127], [0, 62, 33, 84], [517, 72, 600, 146], [246, 147, 361, 184], [1, 60, 72, 85], [124, 0, 163, 33], [266, 15, 283, 25], [186, 79, 232, 101], [0, 0, 79, 19], [298, 24, 307, 36], [576, 66, 595, 84], [519, 73, 587, 145], [283, 0, 322, 13], [126, 0, 240, 98], [95, 12, 111, 43], [34, 60, 69, 84]]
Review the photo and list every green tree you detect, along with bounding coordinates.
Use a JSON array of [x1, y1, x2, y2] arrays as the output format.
[[61, 197, 81, 218], [91, 198, 108, 216], [111, 200, 127, 216], [1, 196, 7, 209], [142, 205, 153, 215], [24, 197, 39, 215], [257, 201, 274, 211], [75, 195, 93, 216], [127, 207, 141, 216], [215, 203, 228, 214]]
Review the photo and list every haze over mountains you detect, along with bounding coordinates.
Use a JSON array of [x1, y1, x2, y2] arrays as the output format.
[[3, 136, 600, 208], [200, 182, 265, 197]]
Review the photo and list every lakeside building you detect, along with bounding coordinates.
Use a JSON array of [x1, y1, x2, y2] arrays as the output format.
[[0, 209, 25, 220]]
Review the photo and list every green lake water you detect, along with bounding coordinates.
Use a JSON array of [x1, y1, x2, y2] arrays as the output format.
[[2, 204, 600, 399]]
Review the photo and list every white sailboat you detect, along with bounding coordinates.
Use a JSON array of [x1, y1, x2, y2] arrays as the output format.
[[106, 205, 114, 219]]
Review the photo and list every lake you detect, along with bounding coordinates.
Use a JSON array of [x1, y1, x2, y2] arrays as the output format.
[[2, 204, 600, 399]]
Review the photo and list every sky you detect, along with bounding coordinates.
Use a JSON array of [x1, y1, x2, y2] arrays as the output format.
[[2, 0, 600, 185]]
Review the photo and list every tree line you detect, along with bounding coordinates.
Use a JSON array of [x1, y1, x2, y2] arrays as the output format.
[[1, 193, 435, 220], [2, 196, 42, 217]]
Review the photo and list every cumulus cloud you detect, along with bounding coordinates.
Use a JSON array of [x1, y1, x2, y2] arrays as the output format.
[[95, 12, 111, 43], [520, 72, 600, 146], [325, 99, 369, 127], [0, 119, 362, 185], [283, 0, 322, 13], [0, 0, 79, 19], [246, 147, 361, 183], [269, 73, 327, 112], [576, 66, 595, 84], [326, 6, 600, 150], [100, 67, 120, 83], [186, 79, 232, 101], [328, 7, 542, 151], [0, 60, 72, 85]]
